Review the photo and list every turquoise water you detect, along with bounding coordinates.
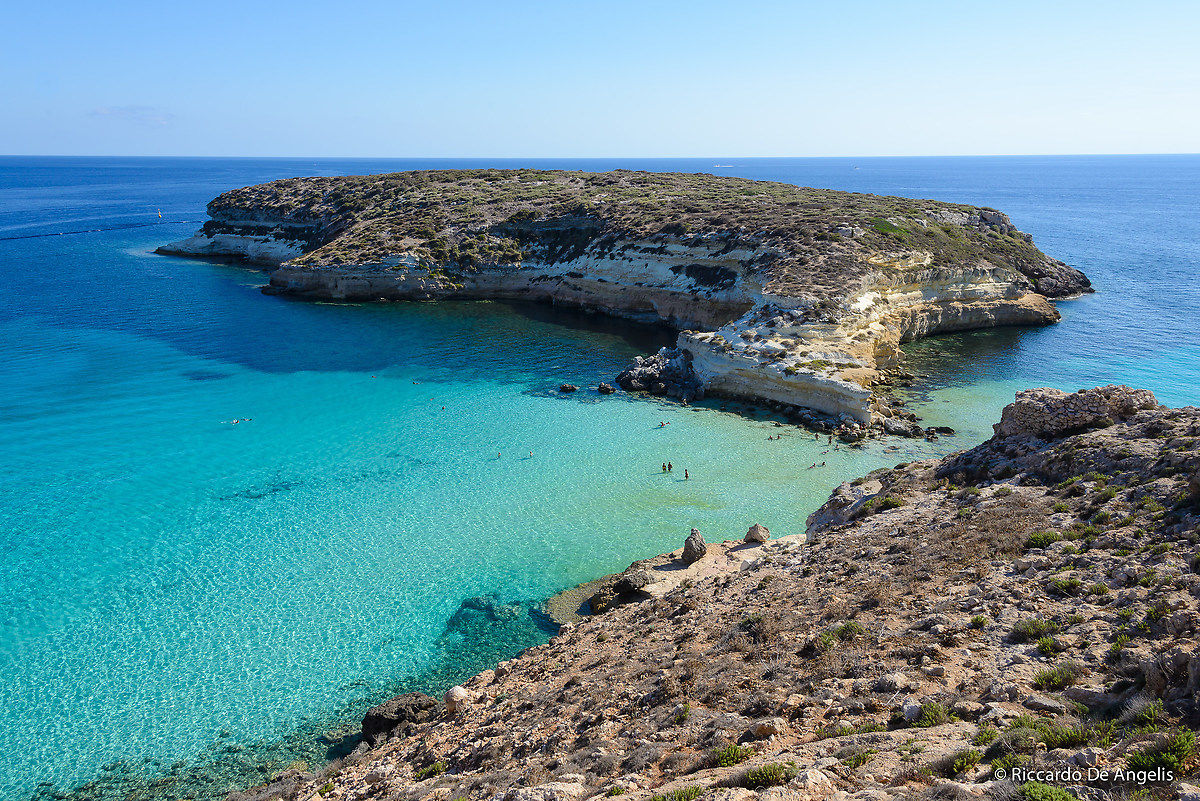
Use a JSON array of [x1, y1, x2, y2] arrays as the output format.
[[1, 156, 1198, 800]]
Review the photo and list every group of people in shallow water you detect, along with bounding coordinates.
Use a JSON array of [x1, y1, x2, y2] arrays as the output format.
[[661, 462, 688, 480], [658, 423, 688, 478]]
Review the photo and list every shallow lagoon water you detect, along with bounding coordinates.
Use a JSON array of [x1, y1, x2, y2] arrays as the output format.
[[1, 155, 1197, 800]]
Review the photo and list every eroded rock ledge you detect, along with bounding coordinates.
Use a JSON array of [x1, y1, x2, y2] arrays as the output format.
[[230, 385, 1200, 801], [160, 169, 1090, 424]]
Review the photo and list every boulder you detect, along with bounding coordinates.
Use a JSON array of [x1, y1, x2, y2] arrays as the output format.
[[559, 384, 578, 393], [444, 685, 470, 714], [361, 692, 437, 744], [1023, 694, 1067, 714], [750, 716, 786, 738], [597, 382, 616, 395], [745, 523, 770, 543], [883, 417, 923, 438], [875, 672, 916, 692], [615, 346, 701, 401], [682, 528, 707, 564]]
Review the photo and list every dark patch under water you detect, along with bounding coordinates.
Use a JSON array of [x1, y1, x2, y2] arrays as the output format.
[[35, 595, 557, 801]]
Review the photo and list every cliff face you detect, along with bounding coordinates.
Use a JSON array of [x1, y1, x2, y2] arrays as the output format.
[[159, 169, 1090, 422], [231, 386, 1200, 801]]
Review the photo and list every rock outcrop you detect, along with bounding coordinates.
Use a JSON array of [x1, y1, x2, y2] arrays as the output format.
[[682, 528, 708, 564], [230, 387, 1200, 801], [160, 170, 1090, 424], [360, 692, 437, 745], [991, 385, 1158, 439]]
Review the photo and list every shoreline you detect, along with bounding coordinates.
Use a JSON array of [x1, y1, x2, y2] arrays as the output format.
[[542, 534, 808, 626], [228, 384, 1200, 801], [34, 325, 955, 801]]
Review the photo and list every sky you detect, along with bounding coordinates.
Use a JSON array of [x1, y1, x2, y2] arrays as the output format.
[[2, 0, 1198, 158]]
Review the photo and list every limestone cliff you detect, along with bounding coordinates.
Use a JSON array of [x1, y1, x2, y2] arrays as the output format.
[[159, 169, 1090, 422]]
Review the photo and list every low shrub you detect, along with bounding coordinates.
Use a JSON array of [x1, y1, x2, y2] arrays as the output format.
[[649, 787, 704, 801], [740, 762, 797, 788], [414, 761, 447, 781], [1011, 619, 1060, 643], [1126, 728, 1196, 773], [973, 725, 999, 746], [1026, 531, 1061, 549], [842, 748, 876, 769], [1048, 577, 1083, 596], [932, 748, 981, 776], [834, 621, 865, 641], [1033, 661, 1086, 690], [912, 702, 951, 728], [711, 743, 752, 768], [1037, 721, 1094, 749], [1020, 781, 1076, 801], [1036, 636, 1064, 656]]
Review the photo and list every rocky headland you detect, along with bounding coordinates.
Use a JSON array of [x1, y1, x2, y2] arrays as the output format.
[[159, 170, 1089, 427], [230, 385, 1200, 801]]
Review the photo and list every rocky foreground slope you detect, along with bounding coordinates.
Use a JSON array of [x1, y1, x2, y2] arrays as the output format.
[[159, 170, 1089, 423], [235, 385, 1199, 801]]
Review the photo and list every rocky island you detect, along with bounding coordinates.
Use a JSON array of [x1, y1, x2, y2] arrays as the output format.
[[232, 386, 1199, 801], [159, 170, 1089, 426]]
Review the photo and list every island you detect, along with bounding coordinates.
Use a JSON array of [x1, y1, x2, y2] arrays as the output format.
[[160, 169, 1090, 427]]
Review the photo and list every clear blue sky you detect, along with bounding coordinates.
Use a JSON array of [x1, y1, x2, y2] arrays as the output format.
[[3, 0, 1198, 157]]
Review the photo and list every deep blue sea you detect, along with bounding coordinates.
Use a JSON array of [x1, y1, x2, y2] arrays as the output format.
[[1, 155, 1197, 800]]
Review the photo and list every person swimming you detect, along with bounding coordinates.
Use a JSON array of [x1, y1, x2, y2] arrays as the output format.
[[662, 463, 667, 472], [684, 469, 689, 480], [667, 462, 673, 472]]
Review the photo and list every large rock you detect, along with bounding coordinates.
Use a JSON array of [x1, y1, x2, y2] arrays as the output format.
[[587, 561, 656, 613], [682, 528, 707, 564], [993, 385, 1157, 440], [361, 692, 437, 744], [745, 523, 770, 543], [615, 347, 702, 403], [444, 685, 470, 715]]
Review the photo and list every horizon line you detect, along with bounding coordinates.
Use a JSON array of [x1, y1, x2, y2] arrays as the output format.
[[2, 151, 1199, 161]]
